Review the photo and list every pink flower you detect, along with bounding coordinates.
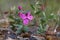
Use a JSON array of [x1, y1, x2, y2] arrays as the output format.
[[18, 12, 33, 25], [18, 6, 22, 10], [18, 12, 26, 20]]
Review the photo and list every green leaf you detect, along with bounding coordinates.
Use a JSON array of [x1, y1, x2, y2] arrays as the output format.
[[9, 15, 14, 19], [16, 25, 23, 34], [30, 4, 35, 10], [10, 24, 16, 31], [23, 26, 28, 32], [14, 18, 21, 24], [35, 10, 41, 15]]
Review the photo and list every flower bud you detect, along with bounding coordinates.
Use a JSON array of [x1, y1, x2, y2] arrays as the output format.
[[18, 6, 22, 10]]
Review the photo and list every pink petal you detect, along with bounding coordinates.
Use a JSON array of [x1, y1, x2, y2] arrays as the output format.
[[28, 16, 33, 20], [18, 12, 26, 20], [23, 19, 29, 25], [26, 12, 33, 20], [26, 12, 31, 16]]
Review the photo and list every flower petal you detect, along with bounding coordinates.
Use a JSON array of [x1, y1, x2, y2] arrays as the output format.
[[18, 12, 26, 19], [28, 16, 33, 20], [26, 12, 33, 20], [23, 19, 29, 25]]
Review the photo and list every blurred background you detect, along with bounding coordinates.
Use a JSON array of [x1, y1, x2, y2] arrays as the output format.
[[0, 0, 60, 11], [0, 0, 60, 40]]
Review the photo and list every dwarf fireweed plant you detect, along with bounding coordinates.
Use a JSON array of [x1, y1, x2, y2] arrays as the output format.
[[9, 6, 33, 34], [30, 1, 58, 35]]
